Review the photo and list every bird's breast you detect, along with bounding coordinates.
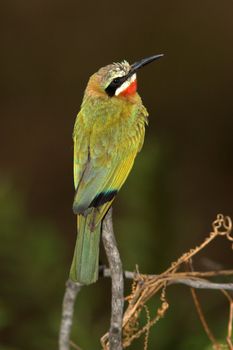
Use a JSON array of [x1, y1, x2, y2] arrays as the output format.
[[89, 103, 146, 167]]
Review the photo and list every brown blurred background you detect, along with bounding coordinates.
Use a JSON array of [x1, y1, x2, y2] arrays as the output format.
[[0, 1, 233, 349]]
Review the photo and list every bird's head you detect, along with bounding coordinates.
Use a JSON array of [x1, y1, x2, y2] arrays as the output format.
[[86, 55, 163, 99]]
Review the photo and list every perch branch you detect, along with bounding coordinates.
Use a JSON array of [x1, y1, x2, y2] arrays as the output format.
[[102, 208, 124, 350], [59, 279, 83, 350]]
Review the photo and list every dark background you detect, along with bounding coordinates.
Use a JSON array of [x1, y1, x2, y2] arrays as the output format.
[[1, 1, 233, 349]]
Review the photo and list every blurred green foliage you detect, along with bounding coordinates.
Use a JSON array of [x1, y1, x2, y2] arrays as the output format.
[[0, 180, 67, 349]]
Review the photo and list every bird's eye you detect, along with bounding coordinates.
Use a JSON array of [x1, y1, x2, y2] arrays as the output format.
[[113, 77, 120, 84], [105, 77, 122, 97]]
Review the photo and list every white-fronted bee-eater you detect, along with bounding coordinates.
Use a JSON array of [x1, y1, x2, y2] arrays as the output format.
[[70, 54, 163, 284]]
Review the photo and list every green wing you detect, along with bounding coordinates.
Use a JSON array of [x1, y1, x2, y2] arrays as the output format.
[[73, 106, 146, 225], [73, 140, 137, 219]]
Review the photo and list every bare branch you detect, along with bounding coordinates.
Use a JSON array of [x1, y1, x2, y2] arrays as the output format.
[[102, 208, 124, 350], [103, 268, 233, 291], [170, 278, 233, 291], [168, 278, 233, 290], [59, 279, 82, 350]]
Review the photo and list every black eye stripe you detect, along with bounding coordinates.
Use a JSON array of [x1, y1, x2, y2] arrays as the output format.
[[105, 76, 126, 97]]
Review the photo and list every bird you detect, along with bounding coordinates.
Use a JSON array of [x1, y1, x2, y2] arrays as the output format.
[[70, 54, 163, 285]]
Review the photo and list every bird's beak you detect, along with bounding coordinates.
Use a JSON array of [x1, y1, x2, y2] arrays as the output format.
[[128, 54, 164, 77]]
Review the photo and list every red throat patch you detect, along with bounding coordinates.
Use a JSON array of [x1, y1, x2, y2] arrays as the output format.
[[120, 80, 137, 97]]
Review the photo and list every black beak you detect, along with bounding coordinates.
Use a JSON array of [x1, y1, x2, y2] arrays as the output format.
[[105, 54, 164, 97], [128, 54, 164, 77]]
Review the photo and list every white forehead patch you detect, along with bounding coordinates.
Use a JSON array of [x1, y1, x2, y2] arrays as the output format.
[[115, 74, 136, 96]]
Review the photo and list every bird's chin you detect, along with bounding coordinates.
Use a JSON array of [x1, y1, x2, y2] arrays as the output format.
[[115, 74, 137, 97]]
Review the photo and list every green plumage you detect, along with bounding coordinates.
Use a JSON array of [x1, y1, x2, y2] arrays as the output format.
[[69, 61, 149, 285], [70, 213, 101, 284]]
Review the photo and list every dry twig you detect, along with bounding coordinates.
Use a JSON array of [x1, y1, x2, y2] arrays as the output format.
[[100, 214, 233, 349], [59, 214, 233, 350]]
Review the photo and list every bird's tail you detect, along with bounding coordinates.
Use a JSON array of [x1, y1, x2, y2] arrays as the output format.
[[69, 212, 101, 285]]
